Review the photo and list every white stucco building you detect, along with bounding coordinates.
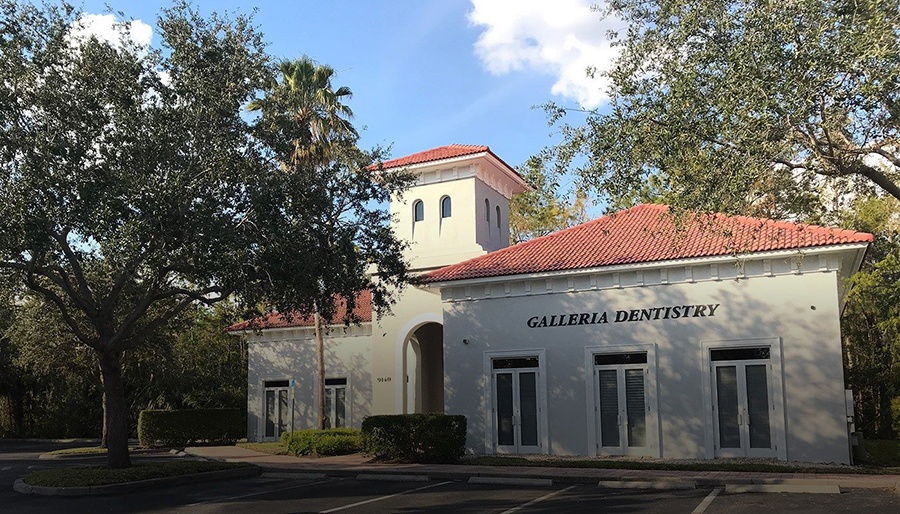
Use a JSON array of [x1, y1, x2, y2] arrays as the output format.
[[231, 144, 872, 464]]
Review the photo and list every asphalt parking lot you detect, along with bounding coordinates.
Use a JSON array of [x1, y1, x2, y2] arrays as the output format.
[[5, 473, 900, 514]]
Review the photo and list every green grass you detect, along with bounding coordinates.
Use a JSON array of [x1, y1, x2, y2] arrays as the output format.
[[45, 446, 141, 456], [860, 439, 900, 467], [24, 461, 254, 487], [465, 455, 898, 475], [236, 442, 288, 455]]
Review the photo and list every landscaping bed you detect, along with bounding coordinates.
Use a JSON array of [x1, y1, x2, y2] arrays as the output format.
[[236, 442, 288, 456], [45, 446, 145, 457], [24, 461, 255, 487]]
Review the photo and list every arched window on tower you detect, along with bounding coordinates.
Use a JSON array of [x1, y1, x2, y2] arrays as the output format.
[[441, 196, 452, 218], [413, 200, 424, 222], [496, 205, 501, 229], [484, 199, 490, 223]]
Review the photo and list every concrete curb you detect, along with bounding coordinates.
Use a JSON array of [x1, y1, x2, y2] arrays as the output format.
[[357, 474, 430, 482], [262, 472, 327, 480], [598, 480, 696, 490], [13, 466, 262, 497], [469, 477, 552, 487], [726, 483, 841, 494]]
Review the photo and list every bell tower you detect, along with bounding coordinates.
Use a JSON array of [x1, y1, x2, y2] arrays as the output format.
[[379, 145, 530, 271]]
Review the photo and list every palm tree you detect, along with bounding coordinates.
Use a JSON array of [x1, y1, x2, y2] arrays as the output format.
[[250, 56, 358, 430], [251, 56, 357, 165]]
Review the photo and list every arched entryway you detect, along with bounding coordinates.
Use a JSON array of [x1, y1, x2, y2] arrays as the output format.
[[403, 322, 444, 414]]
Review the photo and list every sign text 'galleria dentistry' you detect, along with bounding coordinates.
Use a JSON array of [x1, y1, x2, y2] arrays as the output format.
[[526, 303, 721, 329]]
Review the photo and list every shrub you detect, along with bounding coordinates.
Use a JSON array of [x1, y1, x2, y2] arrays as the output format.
[[361, 414, 466, 463], [138, 409, 244, 447], [281, 428, 362, 456], [892, 397, 900, 436]]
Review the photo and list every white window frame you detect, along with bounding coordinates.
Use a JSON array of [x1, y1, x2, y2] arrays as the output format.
[[482, 349, 549, 454], [700, 337, 787, 461], [584, 343, 660, 457]]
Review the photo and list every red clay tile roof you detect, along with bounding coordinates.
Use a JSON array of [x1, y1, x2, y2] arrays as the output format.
[[372, 144, 490, 170], [420, 204, 873, 283], [226, 290, 372, 332]]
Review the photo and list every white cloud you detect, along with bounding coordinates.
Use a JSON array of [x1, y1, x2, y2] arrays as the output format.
[[68, 13, 153, 49], [468, 0, 619, 109]]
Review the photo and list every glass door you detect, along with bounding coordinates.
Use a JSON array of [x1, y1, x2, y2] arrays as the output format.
[[263, 380, 290, 441], [492, 357, 541, 453], [324, 378, 347, 428], [712, 347, 775, 458], [594, 352, 650, 455]]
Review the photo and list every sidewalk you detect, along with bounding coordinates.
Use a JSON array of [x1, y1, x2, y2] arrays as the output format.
[[183, 446, 900, 492]]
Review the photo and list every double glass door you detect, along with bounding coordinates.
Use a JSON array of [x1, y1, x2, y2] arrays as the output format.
[[712, 347, 775, 458], [595, 352, 650, 455], [263, 380, 290, 440], [324, 378, 347, 429], [492, 357, 541, 453]]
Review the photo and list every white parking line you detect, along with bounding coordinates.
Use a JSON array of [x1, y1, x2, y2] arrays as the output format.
[[691, 487, 723, 514], [189, 478, 335, 505], [319, 480, 452, 513], [498, 485, 577, 514]]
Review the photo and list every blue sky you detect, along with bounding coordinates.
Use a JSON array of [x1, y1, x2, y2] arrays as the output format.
[[74, 0, 620, 180]]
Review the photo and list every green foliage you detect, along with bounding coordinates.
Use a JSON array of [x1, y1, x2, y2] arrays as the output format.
[[509, 156, 589, 243], [0, 296, 247, 438], [361, 414, 466, 464], [860, 438, 900, 467], [545, 0, 900, 217], [841, 197, 900, 438], [137, 409, 244, 447], [0, 0, 411, 467], [23, 461, 254, 487], [281, 428, 362, 456], [893, 398, 900, 435]]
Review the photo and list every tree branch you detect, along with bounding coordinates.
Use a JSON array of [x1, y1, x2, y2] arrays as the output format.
[[869, 147, 900, 170], [853, 162, 900, 203], [22, 268, 95, 348], [48, 227, 98, 316]]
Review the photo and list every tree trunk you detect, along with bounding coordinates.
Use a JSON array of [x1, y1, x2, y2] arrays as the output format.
[[314, 311, 325, 430], [97, 350, 131, 468], [100, 395, 108, 448]]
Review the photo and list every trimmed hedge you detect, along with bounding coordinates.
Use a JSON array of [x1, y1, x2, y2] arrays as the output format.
[[281, 428, 362, 456], [361, 414, 466, 463], [138, 409, 244, 447]]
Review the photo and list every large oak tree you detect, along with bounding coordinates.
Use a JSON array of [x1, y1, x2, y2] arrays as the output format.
[[0, 1, 410, 468], [546, 0, 900, 218]]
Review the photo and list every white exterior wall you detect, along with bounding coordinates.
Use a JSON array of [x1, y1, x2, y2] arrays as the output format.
[[441, 257, 853, 464], [246, 326, 372, 440], [474, 179, 510, 252], [370, 285, 444, 415]]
